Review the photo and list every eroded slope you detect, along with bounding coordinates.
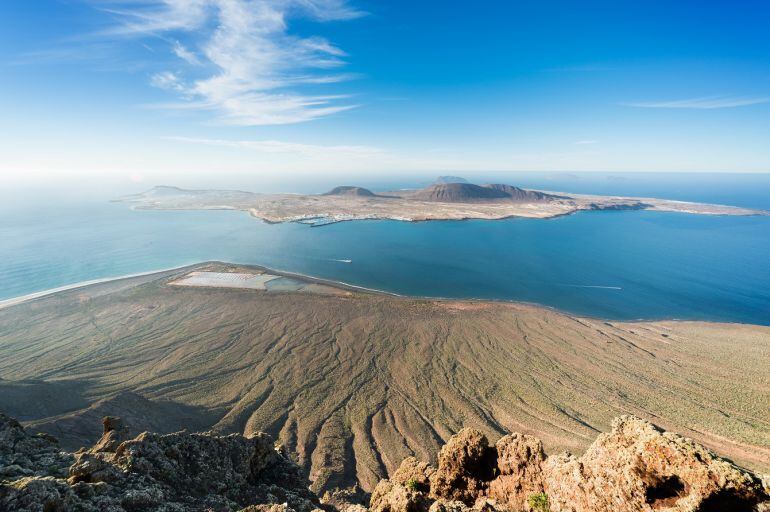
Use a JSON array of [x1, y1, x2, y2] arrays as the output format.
[[0, 264, 768, 493]]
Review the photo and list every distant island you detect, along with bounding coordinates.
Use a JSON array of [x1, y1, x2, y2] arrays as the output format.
[[118, 178, 768, 226], [433, 175, 470, 184]]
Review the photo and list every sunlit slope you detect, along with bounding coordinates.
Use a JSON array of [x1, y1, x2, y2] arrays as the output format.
[[0, 264, 768, 492]]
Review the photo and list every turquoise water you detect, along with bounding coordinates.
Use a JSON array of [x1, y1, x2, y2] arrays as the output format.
[[1, 174, 769, 325]]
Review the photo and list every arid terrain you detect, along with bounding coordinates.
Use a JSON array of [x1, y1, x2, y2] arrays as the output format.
[[1, 263, 769, 495], [117, 182, 768, 226], [3, 411, 768, 511]]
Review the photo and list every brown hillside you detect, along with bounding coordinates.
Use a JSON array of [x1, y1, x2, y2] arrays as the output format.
[[482, 184, 560, 202], [0, 263, 768, 493], [323, 186, 377, 197], [408, 183, 511, 202]]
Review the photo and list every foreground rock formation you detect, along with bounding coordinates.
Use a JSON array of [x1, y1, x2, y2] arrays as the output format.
[[0, 412, 322, 512], [3, 411, 769, 512], [371, 416, 770, 512]]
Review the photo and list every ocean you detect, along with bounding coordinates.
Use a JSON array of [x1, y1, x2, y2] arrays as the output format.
[[1, 172, 769, 325]]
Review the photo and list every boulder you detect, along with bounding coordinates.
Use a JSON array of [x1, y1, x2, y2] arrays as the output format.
[[429, 429, 497, 505], [428, 499, 470, 512], [392, 457, 435, 493], [371, 479, 432, 512], [321, 485, 370, 512], [92, 416, 130, 453], [543, 416, 770, 512], [487, 433, 546, 510], [67, 452, 121, 484]]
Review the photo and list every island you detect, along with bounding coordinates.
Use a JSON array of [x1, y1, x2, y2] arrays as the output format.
[[117, 178, 768, 226]]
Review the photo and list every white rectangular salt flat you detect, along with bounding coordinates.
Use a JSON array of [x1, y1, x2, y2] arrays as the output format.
[[169, 271, 279, 290]]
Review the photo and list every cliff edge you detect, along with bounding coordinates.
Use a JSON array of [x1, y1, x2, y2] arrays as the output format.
[[370, 416, 770, 512], [0, 413, 322, 512]]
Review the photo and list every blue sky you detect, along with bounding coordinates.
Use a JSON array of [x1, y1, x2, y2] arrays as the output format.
[[1, 0, 769, 185]]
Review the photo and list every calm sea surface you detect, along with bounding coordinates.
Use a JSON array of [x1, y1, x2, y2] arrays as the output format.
[[1, 173, 769, 325]]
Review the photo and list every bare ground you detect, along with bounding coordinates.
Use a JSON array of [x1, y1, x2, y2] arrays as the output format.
[[0, 263, 768, 493]]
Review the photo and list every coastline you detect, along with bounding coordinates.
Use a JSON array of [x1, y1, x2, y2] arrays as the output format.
[[120, 185, 770, 228], [0, 266, 192, 310], [0, 262, 399, 311], [1, 260, 766, 328]]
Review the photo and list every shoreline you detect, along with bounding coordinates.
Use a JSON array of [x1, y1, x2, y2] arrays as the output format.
[[120, 185, 770, 228], [0, 266, 193, 310], [0, 262, 398, 311], [1, 261, 766, 328], [127, 198, 770, 230]]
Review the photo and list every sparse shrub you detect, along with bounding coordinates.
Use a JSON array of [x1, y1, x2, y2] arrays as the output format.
[[405, 478, 418, 491], [528, 492, 550, 512]]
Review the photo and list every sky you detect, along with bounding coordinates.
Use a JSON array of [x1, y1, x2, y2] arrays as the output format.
[[1, 0, 769, 187]]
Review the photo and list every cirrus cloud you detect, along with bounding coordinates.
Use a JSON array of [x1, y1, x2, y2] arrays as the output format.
[[162, 135, 383, 158], [623, 95, 769, 109], [94, 0, 364, 125]]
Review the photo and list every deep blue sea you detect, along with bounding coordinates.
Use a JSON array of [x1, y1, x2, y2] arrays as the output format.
[[1, 172, 769, 325]]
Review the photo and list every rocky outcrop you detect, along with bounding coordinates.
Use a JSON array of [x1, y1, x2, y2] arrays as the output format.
[[542, 416, 769, 512], [92, 416, 130, 453], [0, 412, 322, 512], [370, 457, 437, 512], [487, 434, 546, 511], [429, 429, 497, 505], [0, 413, 72, 482], [3, 411, 769, 512], [370, 416, 770, 512]]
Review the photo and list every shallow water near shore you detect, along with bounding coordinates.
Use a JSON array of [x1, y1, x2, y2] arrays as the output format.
[[1, 174, 769, 325]]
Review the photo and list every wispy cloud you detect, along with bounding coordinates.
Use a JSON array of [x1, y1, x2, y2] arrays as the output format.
[[623, 96, 770, 109], [150, 71, 186, 92], [91, 0, 364, 125], [574, 140, 599, 145], [172, 41, 201, 65], [163, 136, 383, 158]]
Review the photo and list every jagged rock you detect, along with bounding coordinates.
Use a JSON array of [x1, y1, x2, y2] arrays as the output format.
[[112, 429, 280, 497], [240, 505, 294, 512], [0, 413, 324, 512], [92, 415, 130, 453], [0, 476, 82, 511], [373, 416, 770, 512], [68, 451, 122, 484], [0, 413, 72, 481], [370, 457, 439, 512], [543, 415, 769, 512], [428, 500, 470, 512], [392, 457, 435, 493], [321, 485, 370, 512], [4, 410, 770, 512], [487, 433, 546, 510], [429, 428, 497, 505], [370, 479, 432, 512], [470, 497, 499, 512]]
